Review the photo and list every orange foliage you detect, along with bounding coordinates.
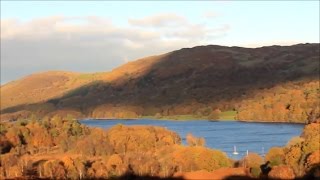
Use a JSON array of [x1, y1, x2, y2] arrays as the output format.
[[265, 147, 285, 166], [186, 133, 206, 146], [106, 125, 181, 153], [171, 146, 231, 172], [1, 118, 319, 179], [240, 153, 264, 169], [238, 81, 319, 123], [268, 165, 295, 179], [305, 150, 320, 170]]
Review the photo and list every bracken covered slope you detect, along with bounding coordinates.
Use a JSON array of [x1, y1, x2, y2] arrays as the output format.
[[1, 43, 319, 122]]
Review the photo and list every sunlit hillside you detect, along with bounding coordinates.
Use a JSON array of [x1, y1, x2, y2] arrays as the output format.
[[1, 43, 319, 123]]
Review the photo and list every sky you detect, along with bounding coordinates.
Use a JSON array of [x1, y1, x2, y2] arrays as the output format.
[[1, 1, 319, 84]]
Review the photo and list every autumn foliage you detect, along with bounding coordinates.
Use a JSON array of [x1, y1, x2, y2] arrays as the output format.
[[265, 120, 320, 179], [1, 116, 319, 179], [268, 165, 295, 179], [1, 44, 319, 123], [237, 80, 319, 123], [0, 118, 231, 179]]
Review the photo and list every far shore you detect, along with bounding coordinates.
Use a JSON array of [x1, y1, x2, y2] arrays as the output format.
[[78, 117, 306, 124], [238, 119, 307, 125], [79, 111, 239, 122]]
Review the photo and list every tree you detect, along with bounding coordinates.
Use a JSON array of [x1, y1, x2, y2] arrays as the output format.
[[286, 136, 304, 148], [107, 154, 124, 176], [265, 147, 285, 166], [5, 127, 22, 146], [155, 113, 162, 119], [62, 156, 79, 179], [304, 150, 320, 171], [0, 153, 19, 178], [186, 133, 205, 146], [43, 160, 66, 179], [284, 145, 302, 175], [268, 165, 295, 179], [171, 146, 231, 172], [208, 109, 221, 120], [74, 157, 86, 179], [240, 152, 264, 169], [89, 160, 108, 178]]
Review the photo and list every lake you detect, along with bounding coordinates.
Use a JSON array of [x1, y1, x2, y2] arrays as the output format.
[[80, 119, 304, 159]]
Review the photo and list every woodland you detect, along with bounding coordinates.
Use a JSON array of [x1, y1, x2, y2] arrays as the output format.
[[0, 117, 319, 179]]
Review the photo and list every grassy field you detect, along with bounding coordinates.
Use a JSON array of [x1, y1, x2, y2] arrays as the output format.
[[141, 115, 202, 121], [218, 111, 237, 120], [141, 111, 237, 121]]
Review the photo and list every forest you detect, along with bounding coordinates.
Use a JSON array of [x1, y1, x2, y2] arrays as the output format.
[[237, 80, 319, 123], [0, 116, 319, 179]]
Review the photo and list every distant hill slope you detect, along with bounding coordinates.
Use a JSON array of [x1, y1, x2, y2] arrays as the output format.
[[1, 43, 319, 122]]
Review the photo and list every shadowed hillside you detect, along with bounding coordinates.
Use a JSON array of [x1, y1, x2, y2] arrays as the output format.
[[1, 43, 319, 122]]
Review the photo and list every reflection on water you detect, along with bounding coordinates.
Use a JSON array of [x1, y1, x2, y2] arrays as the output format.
[[80, 119, 304, 159]]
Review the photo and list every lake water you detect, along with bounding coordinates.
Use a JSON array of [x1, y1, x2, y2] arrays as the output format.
[[80, 119, 304, 159]]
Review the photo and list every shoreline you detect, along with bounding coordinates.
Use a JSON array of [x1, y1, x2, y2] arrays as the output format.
[[238, 119, 306, 125], [79, 111, 238, 122], [79, 117, 306, 125]]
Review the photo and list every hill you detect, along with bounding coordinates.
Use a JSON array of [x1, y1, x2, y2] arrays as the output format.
[[1, 43, 319, 122]]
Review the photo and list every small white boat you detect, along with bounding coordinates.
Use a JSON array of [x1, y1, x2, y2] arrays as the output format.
[[233, 145, 239, 155]]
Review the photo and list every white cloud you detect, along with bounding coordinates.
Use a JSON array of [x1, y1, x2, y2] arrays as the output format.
[[1, 14, 230, 84], [128, 13, 188, 27], [123, 39, 144, 49], [202, 11, 219, 18]]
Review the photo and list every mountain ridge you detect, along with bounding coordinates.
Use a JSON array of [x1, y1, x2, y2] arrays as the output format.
[[1, 43, 319, 122]]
